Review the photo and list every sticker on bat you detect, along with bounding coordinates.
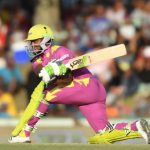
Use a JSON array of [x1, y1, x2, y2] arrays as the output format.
[[70, 55, 91, 69]]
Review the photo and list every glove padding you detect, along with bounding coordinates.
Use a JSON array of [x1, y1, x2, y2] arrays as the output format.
[[39, 60, 68, 84]]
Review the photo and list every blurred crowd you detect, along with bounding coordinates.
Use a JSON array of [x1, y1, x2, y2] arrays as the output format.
[[0, 0, 150, 119]]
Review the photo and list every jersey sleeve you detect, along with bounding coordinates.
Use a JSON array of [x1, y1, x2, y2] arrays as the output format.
[[53, 46, 75, 65], [32, 57, 43, 75]]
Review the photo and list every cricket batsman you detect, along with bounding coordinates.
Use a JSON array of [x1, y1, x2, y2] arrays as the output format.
[[8, 24, 150, 144]]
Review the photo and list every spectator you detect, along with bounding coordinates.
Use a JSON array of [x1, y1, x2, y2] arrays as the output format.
[[53, 23, 68, 45], [0, 19, 8, 50], [134, 46, 150, 83], [130, 0, 147, 28], [106, 61, 122, 106], [106, 0, 126, 25], [86, 4, 111, 45], [65, 20, 81, 52], [120, 62, 140, 97], [0, 55, 24, 93], [0, 77, 17, 117]]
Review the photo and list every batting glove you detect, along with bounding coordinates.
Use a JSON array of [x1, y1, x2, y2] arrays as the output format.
[[39, 60, 67, 84]]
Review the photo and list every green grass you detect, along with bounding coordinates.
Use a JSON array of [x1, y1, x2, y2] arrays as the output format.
[[0, 144, 150, 150]]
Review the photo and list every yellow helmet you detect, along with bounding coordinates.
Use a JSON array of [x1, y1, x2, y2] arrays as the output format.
[[25, 24, 54, 41], [25, 24, 54, 60]]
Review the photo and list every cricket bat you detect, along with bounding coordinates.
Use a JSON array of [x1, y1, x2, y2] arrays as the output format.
[[66, 44, 127, 70], [43, 44, 126, 82]]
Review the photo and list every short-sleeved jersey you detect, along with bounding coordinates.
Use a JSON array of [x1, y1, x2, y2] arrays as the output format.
[[32, 45, 92, 79]]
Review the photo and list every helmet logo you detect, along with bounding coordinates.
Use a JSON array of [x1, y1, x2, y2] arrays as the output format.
[[28, 32, 32, 35], [44, 27, 48, 33]]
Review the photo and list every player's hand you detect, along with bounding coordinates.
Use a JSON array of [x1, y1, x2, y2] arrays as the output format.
[[39, 60, 67, 83]]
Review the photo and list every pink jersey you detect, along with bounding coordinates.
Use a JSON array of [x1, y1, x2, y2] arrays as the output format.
[[31, 45, 108, 133]]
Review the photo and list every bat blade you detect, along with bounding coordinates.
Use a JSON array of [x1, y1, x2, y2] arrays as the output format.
[[67, 44, 127, 70]]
